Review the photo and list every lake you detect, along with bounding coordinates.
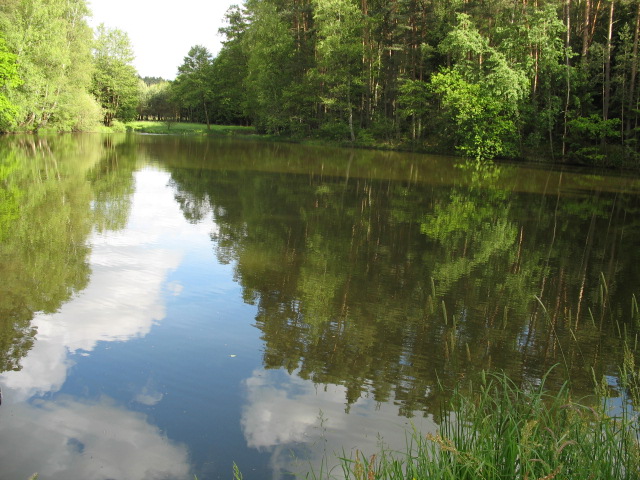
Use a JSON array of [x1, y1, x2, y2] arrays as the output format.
[[0, 133, 639, 479]]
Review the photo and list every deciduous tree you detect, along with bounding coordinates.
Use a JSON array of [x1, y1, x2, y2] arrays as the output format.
[[0, 36, 20, 132], [172, 45, 215, 129], [91, 24, 140, 126]]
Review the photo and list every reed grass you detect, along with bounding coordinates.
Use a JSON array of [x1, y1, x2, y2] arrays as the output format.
[[320, 280, 640, 479], [325, 368, 640, 480]]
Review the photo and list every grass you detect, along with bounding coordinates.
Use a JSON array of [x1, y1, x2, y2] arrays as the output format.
[[124, 121, 255, 136], [120, 121, 443, 152], [321, 367, 640, 480], [314, 279, 640, 479]]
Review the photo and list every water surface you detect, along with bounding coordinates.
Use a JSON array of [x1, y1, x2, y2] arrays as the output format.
[[0, 134, 639, 479]]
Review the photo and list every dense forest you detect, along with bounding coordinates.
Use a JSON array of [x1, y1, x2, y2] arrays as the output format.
[[0, 0, 140, 132], [2, 0, 640, 164]]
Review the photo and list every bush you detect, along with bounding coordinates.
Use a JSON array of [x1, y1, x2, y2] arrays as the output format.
[[318, 121, 351, 141], [108, 120, 127, 133]]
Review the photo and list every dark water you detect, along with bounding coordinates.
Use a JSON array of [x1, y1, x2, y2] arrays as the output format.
[[0, 134, 639, 479]]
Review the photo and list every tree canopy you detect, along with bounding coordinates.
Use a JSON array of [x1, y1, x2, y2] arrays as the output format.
[[91, 24, 140, 126], [0, 36, 20, 132], [2, 0, 640, 165], [182, 0, 640, 164], [0, 0, 138, 131]]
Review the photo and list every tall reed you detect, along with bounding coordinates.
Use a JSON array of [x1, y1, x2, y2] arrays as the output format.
[[331, 369, 640, 480]]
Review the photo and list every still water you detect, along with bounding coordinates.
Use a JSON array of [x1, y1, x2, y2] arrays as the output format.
[[0, 133, 639, 479]]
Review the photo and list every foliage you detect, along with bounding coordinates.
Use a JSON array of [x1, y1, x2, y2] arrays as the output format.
[[398, 79, 431, 142], [209, 42, 248, 125], [331, 370, 640, 480], [568, 114, 622, 142], [312, 0, 363, 142], [567, 114, 623, 163], [91, 24, 140, 126], [209, 5, 250, 126], [172, 45, 215, 128], [138, 80, 175, 121], [199, 0, 640, 164], [0, 36, 21, 132], [243, 0, 298, 133], [0, 0, 99, 131], [431, 70, 520, 160], [1, 0, 640, 162], [429, 13, 529, 160]]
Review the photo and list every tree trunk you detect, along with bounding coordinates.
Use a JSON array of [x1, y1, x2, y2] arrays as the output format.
[[627, 1, 640, 137], [203, 100, 211, 130], [603, 0, 614, 121], [562, 0, 572, 156], [582, 0, 591, 59], [347, 85, 356, 142]]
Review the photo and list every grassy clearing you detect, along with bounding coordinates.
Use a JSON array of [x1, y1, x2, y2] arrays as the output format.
[[322, 366, 640, 480], [120, 121, 439, 152], [124, 121, 255, 136]]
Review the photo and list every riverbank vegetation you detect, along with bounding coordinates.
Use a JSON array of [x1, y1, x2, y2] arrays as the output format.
[[2, 0, 640, 165], [323, 366, 640, 480], [166, 0, 640, 166], [125, 121, 254, 136], [0, 0, 140, 133]]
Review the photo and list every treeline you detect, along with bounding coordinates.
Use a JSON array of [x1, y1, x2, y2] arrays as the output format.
[[165, 0, 640, 164], [0, 0, 139, 132], [3, 0, 640, 164]]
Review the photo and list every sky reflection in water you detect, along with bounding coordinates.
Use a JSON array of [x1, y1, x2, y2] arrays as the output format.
[[0, 166, 415, 480], [2, 134, 639, 480]]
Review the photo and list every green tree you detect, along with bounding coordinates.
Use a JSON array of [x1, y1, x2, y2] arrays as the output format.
[[172, 45, 215, 128], [243, 0, 297, 133], [139, 80, 175, 121], [430, 14, 529, 160], [312, 0, 363, 142], [211, 5, 250, 125], [0, 35, 20, 132], [0, 0, 99, 131], [91, 24, 140, 126], [398, 79, 431, 142]]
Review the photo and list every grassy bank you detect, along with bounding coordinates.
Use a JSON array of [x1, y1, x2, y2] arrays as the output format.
[[315, 366, 640, 480], [119, 121, 424, 150], [124, 121, 255, 136], [120, 121, 639, 169]]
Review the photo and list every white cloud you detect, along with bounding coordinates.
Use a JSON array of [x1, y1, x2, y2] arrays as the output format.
[[0, 395, 190, 480], [135, 380, 165, 406], [1, 169, 187, 399], [241, 369, 438, 478]]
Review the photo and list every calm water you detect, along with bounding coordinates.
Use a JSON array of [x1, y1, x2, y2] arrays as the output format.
[[1, 134, 639, 479]]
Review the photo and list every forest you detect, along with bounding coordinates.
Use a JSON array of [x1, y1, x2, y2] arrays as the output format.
[[2, 0, 640, 164]]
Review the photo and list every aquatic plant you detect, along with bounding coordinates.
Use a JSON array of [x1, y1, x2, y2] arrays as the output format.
[[329, 368, 640, 480]]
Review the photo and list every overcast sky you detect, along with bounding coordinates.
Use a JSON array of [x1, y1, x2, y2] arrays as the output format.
[[87, 0, 243, 80]]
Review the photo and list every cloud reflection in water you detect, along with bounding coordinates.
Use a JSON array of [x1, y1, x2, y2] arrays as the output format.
[[2, 169, 185, 400], [0, 395, 190, 480], [241, 368, 437, 478], [0, 169, 206, 479]]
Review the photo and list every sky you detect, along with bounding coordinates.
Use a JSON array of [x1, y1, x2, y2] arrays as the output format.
[[87, 0, 243, 80]]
